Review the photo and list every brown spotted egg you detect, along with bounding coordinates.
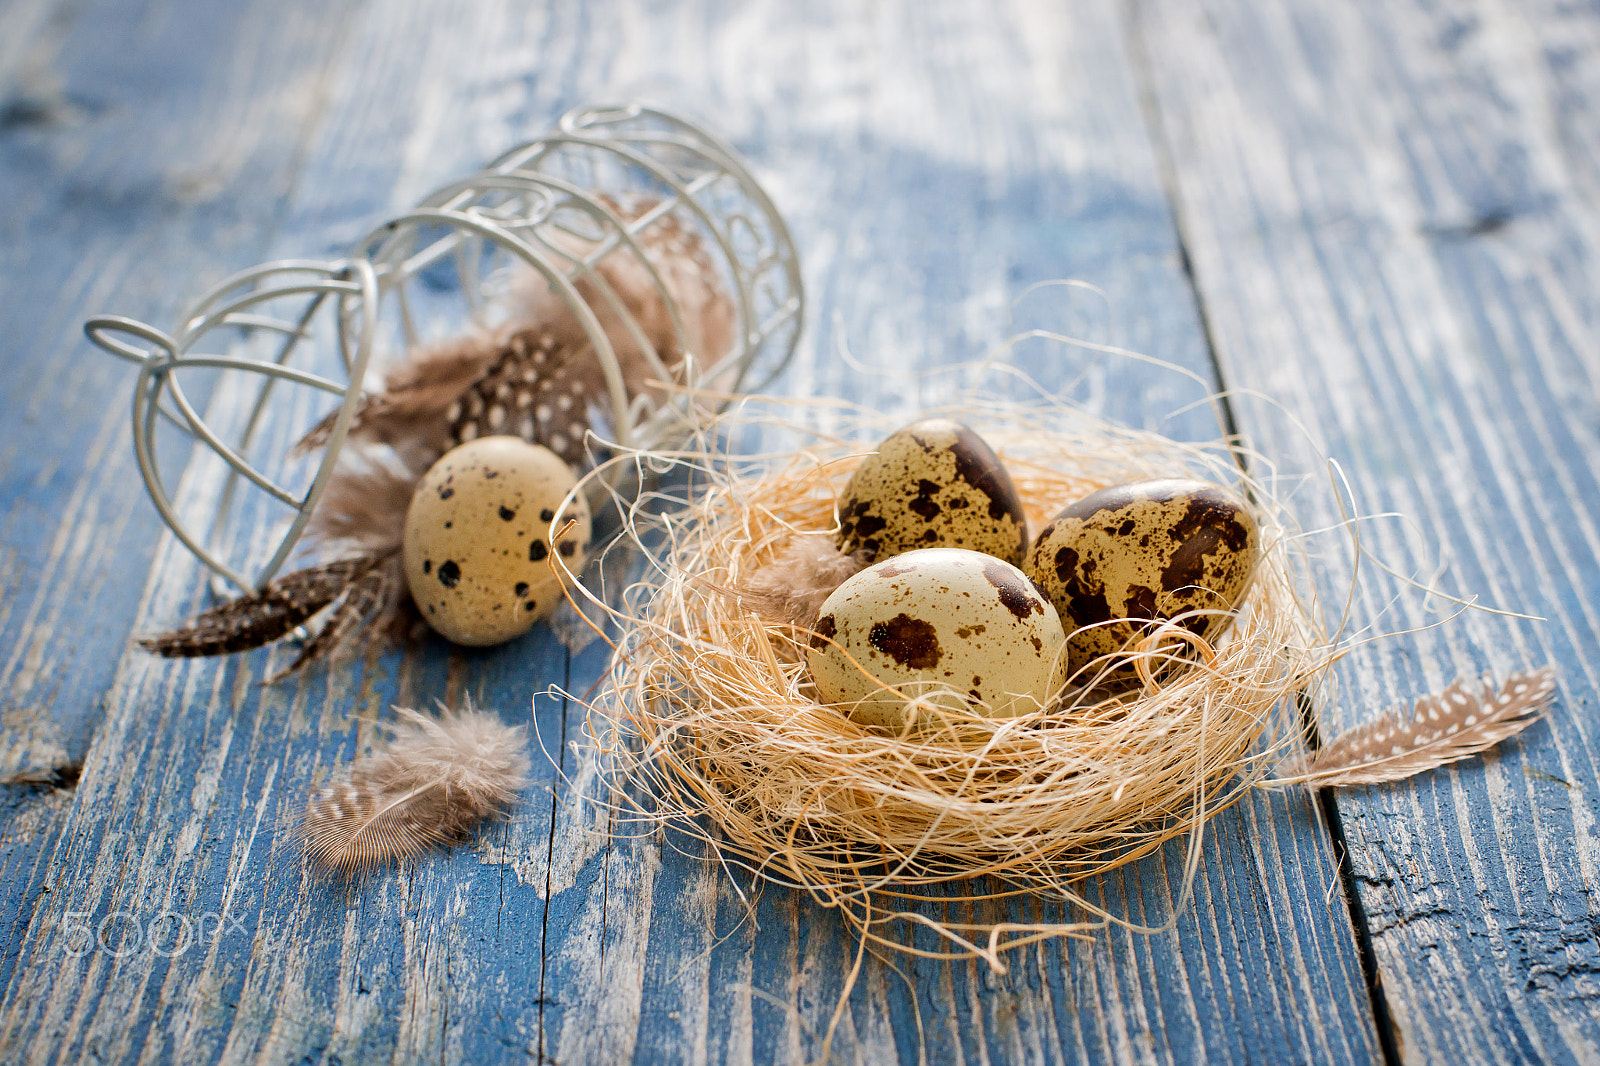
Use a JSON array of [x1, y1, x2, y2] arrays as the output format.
[[403, 436, 591, 646], [806, 548, 1066, 728], [1023, 479, 1259, 673], [836, 419, 1029, 565]]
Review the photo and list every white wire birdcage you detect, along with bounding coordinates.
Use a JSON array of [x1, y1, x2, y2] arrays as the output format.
[[87, 103, 804, 596]]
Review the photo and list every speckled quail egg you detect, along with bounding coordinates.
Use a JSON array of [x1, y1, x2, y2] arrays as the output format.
[[836, 419, 1029, 565], [806, 548, 1067, 728], [403, 436, 591, 646], [1023, 479, 1259, 673]]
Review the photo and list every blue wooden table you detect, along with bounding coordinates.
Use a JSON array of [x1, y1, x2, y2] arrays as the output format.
[[2, 0, 1598, 1062]]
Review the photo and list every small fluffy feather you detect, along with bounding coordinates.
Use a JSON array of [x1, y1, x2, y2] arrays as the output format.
[[300, 702, 530, 874], [735, 534, 868, 629], [1305, 667, 1555, 786], [302, 458, 420, 556]]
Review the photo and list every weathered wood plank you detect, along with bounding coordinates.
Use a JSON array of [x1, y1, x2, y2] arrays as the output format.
[[1133, 0, 1600, 1060], [526, 1, 1380, 1063], [0, 0, 560, 1056], [0, 0, 373, 770], [0, 0, 366, 1006], [1, 0, 1384, 1062]]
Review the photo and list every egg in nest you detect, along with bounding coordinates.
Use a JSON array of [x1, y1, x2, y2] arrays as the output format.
[[403, 436, 591, 646], [806, 547, 1066, 728], [836, 419, 1029, 565], [1024, 478, 1259, 674]]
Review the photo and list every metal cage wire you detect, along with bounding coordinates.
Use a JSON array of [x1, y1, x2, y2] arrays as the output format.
[[87, 103, 805, 595]]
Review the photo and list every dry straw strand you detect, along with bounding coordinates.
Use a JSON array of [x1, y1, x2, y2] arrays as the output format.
[[1301, 667, 1554, 787]]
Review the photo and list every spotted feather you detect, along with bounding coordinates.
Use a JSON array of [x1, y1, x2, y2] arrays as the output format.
[[1304, 667, 1556, 787], [445, 326, 597, 466]]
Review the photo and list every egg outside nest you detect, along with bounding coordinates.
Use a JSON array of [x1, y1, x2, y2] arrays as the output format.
[[402, 436, 592, 646]]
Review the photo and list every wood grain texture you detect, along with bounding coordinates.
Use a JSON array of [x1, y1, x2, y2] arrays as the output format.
[[1133, 0, 1600, 1060], [0, 0, 1387, 1062], [0, 0, 359, 775], [0, 0, 362, 1008]]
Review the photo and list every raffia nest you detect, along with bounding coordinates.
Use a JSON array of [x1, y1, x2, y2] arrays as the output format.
[[570, 398, 1332, 967]]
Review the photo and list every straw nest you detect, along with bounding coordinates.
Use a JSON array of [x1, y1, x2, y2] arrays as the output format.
[[573, 403, 1333, 964]]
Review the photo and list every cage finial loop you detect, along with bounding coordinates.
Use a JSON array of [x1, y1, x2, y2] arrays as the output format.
[[86, 317, 179, 367]]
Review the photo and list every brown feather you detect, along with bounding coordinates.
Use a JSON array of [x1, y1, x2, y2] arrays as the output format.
[[1304, 667, 1555, 787], [139, 449, 418, 677], [140, 458, 413, 676], [300, 197, 733, 467], [639, 209, 736, 370], [736, 535, 869, 629], [302, 459, 420, 557], [507, 198, 734, 409], [524, 196, 736, 384], [292, 332, 504, 462], [299, 702, 530, 874], [270, 555, 405, 681], [138, 556, 383, 658], [144, 396, 421, 674]]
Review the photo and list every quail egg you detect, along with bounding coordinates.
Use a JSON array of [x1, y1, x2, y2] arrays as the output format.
[[403, 436, 591, 646], [836, 419, 1029, 565], [1024, 478, 1259, 673], [806, 547, 1066, 728]]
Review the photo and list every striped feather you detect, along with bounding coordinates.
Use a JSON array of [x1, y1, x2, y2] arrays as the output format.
[[270, 555, 406, 681], [137, 555, 383, 658]]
